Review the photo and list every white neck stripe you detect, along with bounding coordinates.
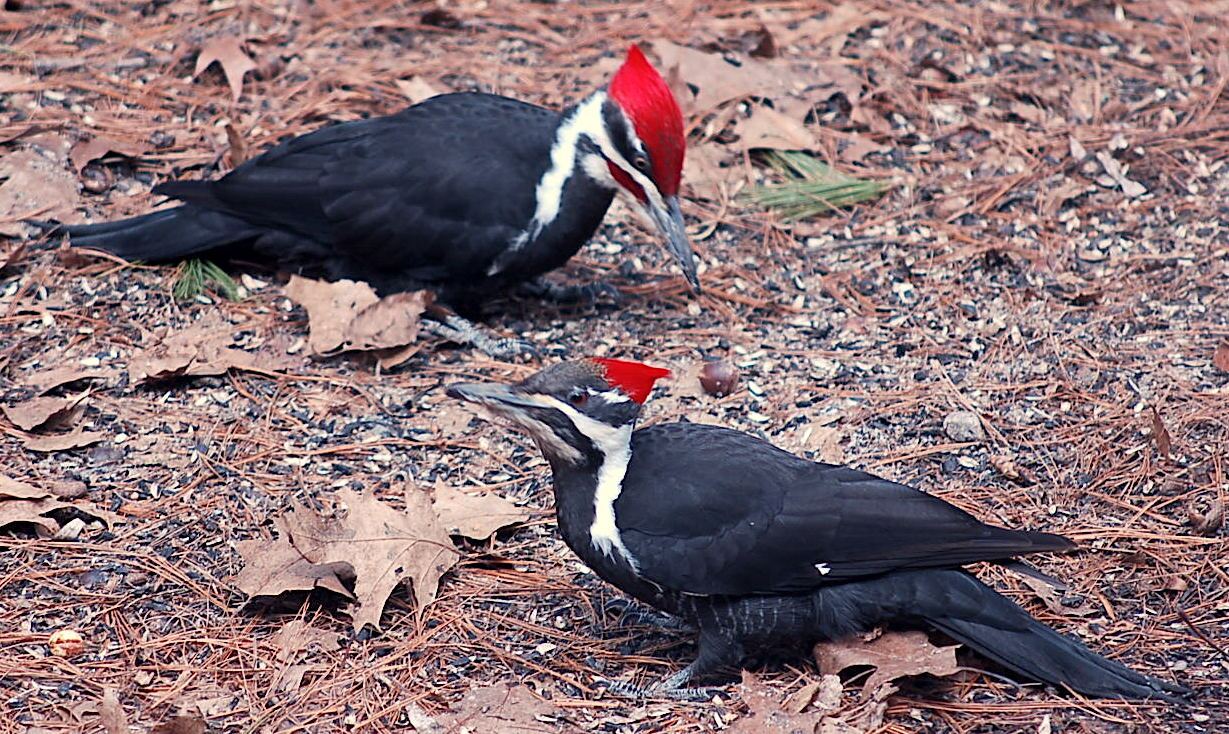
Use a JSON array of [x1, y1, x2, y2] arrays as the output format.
[[540, 396, 639, 572]]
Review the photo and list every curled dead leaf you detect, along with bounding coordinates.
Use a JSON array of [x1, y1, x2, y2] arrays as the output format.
[[1, 474, 114, 536], [21, 427, 105, 453], [1149, 406, 1172, 458], [68, 136, 144, 175], [285, 275, 430, 356], [1213, 342, 1229, 374], [2, 394, 86, 432], [739, 105, 819, 152], [814, 630, 960, 694]]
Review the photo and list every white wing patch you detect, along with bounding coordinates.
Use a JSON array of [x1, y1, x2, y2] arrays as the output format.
[[815, 563, 832, 576]]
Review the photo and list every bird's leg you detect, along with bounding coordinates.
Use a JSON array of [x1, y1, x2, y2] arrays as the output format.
[[601, 628, 741, 702], [601, 597, 692, 631], [421, 310, 538, 360], [519, 277, 622, 306]]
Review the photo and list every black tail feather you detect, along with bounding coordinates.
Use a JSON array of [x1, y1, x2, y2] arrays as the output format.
[[915, 571, 1188, 702], [63, 206, 259, 263], [819, 570, 1189, 702]]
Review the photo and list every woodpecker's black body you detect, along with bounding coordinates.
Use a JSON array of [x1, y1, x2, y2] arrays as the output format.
[[60, 47, 695, 355], [67, 95, 613, 311], [448, 360, 1189, 702]]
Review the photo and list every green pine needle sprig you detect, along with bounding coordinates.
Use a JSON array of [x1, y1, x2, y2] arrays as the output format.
[[747, 151, 890, 221], [172, 258, 241, 301]]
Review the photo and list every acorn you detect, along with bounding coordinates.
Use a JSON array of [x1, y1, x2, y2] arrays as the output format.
[[699, 360, 738, 397]]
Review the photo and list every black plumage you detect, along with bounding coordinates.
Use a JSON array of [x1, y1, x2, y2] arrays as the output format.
[[66, 94, 612, 309], [447, 361, 1190, 702]]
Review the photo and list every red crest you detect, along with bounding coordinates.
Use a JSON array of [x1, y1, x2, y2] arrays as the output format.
[[591, 357, 671, 404], [607, 45, 685, 197]]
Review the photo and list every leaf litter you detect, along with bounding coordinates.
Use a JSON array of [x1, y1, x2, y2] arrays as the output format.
[[2, 1, 1225, 731], [234, 487, 459, 633]]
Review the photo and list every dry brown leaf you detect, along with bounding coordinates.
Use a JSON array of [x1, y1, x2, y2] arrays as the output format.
[[1213, 342, 1229, 373], [649, 40, 800, 114], [0, 475, 47, 501], [778, 4, 884, 47], [232, 534, 355, 601], [235, 488, 459, 632], [271, 619, 342, 663], [1, 240, 27, 271], [24, 364, 116, 394], [1, 474, 114, 536], [682, 142, 737, 201], [1188, 501, 1224, 536], [285, 275, 430, 355], [195, 36, 257, 102], [739, 106, 819, 151], [2, 394, 86, 431], [728, 671, 848, 733], [395, 77, 442, 103], [0, 150, 80, 236], [434, 680, 561, 732], [432, 485, 528, 541], [224, 123, 248, 167], [1149, 406, 1172, 458], [840, 133, 887, 162], [1017, 573, 1095, 617], [99, 688, 128, 734], [22, 427, 105, 453], [152, 714, 207, 734], [129, 318, 290, 383], [814, 630, 960, 694], [68, 136, 143, 174]]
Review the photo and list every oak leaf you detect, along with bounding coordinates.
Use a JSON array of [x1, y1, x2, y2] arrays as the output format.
[[432, 485, 528, 541], [814, 630, 959, 694], [234, 488, 459, 633], [195, 37, 257, 102], [285, 275, 430, 357]]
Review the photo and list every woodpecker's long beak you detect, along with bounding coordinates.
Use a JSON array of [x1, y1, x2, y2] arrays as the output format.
[[648, 195, 700, 293], [446, 382, 541, 412]]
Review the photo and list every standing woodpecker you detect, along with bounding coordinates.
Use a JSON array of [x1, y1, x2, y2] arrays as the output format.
[[61, 47, 695, 357], [447, 359, 1188, 702]]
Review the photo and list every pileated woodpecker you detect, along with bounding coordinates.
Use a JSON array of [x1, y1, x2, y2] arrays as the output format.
[[447, 359, 1188, 702], [62, 47, 695, 357]]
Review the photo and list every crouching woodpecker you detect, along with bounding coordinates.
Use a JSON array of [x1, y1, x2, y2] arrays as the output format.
[[447, 359, 1188, 702], [61, 47, 695, 357]]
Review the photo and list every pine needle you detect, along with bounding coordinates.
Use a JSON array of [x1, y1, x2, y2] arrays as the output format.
[[172, 259, 241, 301], [747, 151, 890, 221]]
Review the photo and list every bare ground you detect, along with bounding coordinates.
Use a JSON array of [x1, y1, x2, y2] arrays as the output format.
[[2, 1, 1228, 732]]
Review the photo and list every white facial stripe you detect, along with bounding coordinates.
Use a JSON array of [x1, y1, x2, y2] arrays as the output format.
[[540, 395, 639, 572], [472, 394, 584, 465]]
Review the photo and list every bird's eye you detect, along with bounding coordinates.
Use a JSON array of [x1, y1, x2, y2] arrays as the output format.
[[569, 391, 589, 406], [632, 155, 649, 172]]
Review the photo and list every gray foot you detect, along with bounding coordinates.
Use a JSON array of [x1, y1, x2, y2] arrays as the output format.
[[600, 677, 720, 702], [521, 278, 622, 306], [602, 598, 692, 631], [422, 313, 538, 360]]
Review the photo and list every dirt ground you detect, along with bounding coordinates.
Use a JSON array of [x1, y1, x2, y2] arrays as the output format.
[[2, 1, 1227, 732]]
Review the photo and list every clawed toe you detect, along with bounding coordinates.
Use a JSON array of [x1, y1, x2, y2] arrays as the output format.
[[599, 678, 719, 702]]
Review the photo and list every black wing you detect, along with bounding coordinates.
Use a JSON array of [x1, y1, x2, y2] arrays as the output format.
[[154, 93, 559, 281], [615, 423, 1073, 596]]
